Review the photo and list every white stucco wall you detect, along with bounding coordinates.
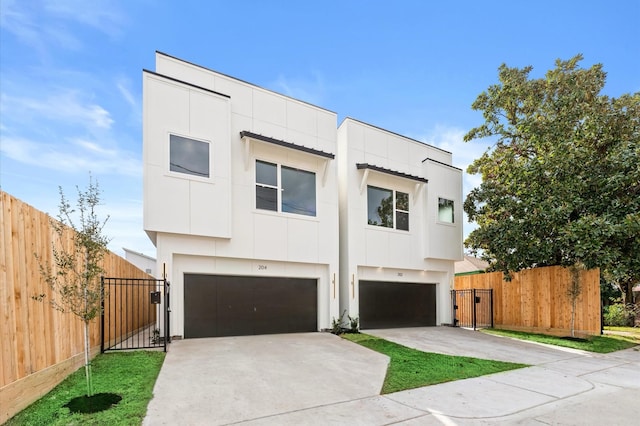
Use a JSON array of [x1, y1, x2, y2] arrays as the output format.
[[123, 248, 157, 277], [144, 53, 340, 336], [337, 118, 462, 325]]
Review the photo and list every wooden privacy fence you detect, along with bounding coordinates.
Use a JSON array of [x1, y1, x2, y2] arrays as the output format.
[[454, 265, 601, 337], [0, 191, 155, 423]]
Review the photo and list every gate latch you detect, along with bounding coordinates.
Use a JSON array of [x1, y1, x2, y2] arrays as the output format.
[[150, 291, 161, 304]]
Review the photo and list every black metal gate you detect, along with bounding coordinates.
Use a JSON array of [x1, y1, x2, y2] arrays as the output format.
[[101, 277, 170, 352], [451, 289, 493, 330]]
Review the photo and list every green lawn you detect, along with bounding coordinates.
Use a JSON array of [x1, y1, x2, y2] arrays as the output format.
[[6, 350, 165, 426], [482, 329, 639, 353], [342, 333, 528, 394]]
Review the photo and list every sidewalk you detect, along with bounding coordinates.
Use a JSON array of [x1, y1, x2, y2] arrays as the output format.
[[143, 329, 639, 425]]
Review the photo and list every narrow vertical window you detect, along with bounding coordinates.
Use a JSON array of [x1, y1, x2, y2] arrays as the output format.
[[256, 160, 278, 211], [438, 198, 455, 223], [395, 191, 409, 231]]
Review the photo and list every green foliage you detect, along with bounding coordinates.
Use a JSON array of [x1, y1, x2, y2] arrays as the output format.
[[342, 333, 527, 393], [330, 310, 360, 334], [35, 176, 110, 397], [604, 303, 638, 327], [6, 351, 165, 425], [464, 55, 640, 301], [36, 176, 110, 321]]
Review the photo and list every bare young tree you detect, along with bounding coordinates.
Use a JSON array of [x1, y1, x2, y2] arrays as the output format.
[[35, 176, 110, 397]]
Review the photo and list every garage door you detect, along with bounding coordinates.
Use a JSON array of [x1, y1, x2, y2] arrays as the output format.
[[359, 281, 436, 329], [184, 274, 317, 338]]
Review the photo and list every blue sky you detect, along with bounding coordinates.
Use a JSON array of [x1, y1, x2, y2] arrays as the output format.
[[1, 0, 639, 258]]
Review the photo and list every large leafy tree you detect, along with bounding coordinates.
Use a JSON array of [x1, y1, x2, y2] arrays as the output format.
[[464, 55, 640, 303]]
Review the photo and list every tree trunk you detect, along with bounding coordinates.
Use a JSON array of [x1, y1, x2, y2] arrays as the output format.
[[83, 320, 93, 396]]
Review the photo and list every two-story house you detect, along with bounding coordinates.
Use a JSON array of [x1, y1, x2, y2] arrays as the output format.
[[143, 52, 340, 338], [338, 119, 463, 329], [143, 52, 462, 338]]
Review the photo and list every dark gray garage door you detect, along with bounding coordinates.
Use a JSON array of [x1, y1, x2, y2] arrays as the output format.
[[184, 274, 317, 338], [359, 281, 436, 329]]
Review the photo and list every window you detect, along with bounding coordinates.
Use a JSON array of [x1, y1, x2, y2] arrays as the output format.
[[438, 198, 454, 223], [367, 186, 409, 231], [256, 160, 316, 216], [169, 134, 209, 178]]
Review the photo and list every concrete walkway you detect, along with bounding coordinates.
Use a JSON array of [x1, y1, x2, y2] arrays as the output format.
[[143, 328, 640, 425]]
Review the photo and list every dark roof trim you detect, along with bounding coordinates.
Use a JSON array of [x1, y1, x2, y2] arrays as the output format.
[[356, 163, 428, 184], [156, 51, 337, 114], [422, 157, 463, 171], [339, 117, 452, 155], [240, 131, 335, 159], [143, 69, 230, 98]]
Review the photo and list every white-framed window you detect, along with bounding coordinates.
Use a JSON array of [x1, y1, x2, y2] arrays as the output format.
[[169, 134, 210, 178], [438, 197, 455, 223], [256, 160, 316, 217], [367, 185, 409, 231]]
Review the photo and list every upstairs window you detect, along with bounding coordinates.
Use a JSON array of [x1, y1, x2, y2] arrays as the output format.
[[256, 160, 316, 217], [438, 198, 455, 223], [367, 186, 409, 231], [169, 134, 210, 178]]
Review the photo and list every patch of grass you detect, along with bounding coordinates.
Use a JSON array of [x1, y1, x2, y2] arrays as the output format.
[[342, 333, 528, 394], [6, 350, 165, 425], [483, 329, 639, 353]]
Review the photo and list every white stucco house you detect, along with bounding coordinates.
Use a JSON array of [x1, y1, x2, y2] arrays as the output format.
[[123, 247, 157, 277], [143, 52, 462, 338], [337, 119, 463, 328]]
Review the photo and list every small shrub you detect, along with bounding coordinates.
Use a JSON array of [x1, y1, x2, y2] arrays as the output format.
[[330, 313, 345, 335], [330, 311, 360, 334], [347, 315, 360, 333], [604, 303, 638, 327]]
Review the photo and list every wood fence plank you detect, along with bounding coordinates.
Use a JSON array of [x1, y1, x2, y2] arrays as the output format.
[[1, 191, 156, 421], [454, 265, 600, 337]]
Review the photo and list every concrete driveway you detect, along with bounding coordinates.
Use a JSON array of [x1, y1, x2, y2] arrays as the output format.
[[143, 328, 640, 425], [143, 333, 389, 425]]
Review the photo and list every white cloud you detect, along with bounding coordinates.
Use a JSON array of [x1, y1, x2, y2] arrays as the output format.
[[116, 78, 137, 109], [272, 71, 326, 105], [44, 0, 126, 37], [0, 0, 126, 55], [0, 136, 141, 177], [1, 90, 114, 131]]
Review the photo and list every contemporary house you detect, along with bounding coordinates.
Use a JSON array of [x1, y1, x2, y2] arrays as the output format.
[[143, 52, 340, 338], [337, 119, 463, 329], [143, 52, 462, 338]]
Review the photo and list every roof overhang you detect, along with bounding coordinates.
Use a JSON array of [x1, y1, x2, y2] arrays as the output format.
[[356, 163, 428, 197], [240, 131, 335, 186]]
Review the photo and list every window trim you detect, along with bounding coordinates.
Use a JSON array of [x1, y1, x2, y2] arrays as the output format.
[[366, 185, 410, 231], [254, 159, 317, 217], [167, 132, 212, 181]]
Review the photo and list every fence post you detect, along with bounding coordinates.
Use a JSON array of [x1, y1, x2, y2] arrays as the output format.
[[490, 289, 494, 328], [451, 290, 456, 326], [100, 277, 105, 353], [164, 280, 170, 351], [472, 288, 477, 330]]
